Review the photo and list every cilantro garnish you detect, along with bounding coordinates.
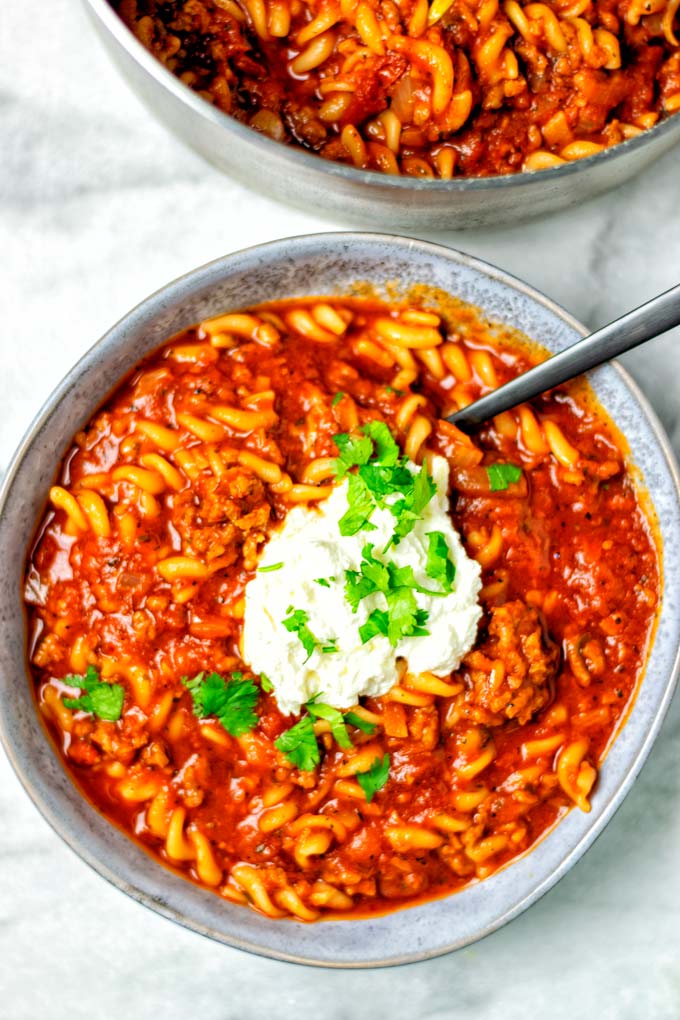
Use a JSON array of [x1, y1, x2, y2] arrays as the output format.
[[334, 432, 374, 481], [282, 606, 338, 661], [363, 421, 400, 465], [183, 671, 259, 736], [333, 423, 436, 546], [314, 577, 334, 588], [274, 714, 320, 771], [356, 754, 390, 802], [485, 462, 522, 492], [425, 531, 456, 593], [259, 673, 274, 693], [306, 694, 352, 749], [258, 562, 283, 573], [62, 665, 124, 721], [332, 392, 345, 407], [344, 711, 376, 735], [275, 693, 370, 769], [345, 543, 437, 647]]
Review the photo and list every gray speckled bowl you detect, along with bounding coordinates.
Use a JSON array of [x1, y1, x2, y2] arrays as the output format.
[[1, 233, 679, 967]]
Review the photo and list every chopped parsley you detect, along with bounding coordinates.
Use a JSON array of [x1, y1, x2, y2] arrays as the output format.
[[356, 754, 390, 802], [338, 472, 378, 536], [425, 531, 456, 593], [344, 711, 376, 735], [485, 462, 522, 492], [334, 432, 374, 481], [276, 694, 371, 769], [259, 673, 274, 693], [332, 392, 345, 407], [182, 671, 259, 736], [258, 562, 283, 573], [275, 714, 320, 772], [306, 694, 352, 749], [314, 577, 334, 588], [282, 606, 338, 660], [332, 423, 437, 546], [62, 665, 124, 722], [345, 543, 437, 647]]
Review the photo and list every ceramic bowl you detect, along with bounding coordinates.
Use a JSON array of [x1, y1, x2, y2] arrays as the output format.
[[82, 0, 680, 230], [1, 233, 679, 967]]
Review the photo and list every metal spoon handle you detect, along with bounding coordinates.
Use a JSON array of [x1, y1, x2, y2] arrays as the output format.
[[448, 282, 680, 432]]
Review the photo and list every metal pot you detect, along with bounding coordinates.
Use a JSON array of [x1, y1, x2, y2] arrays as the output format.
[[83, 0, 680, 229]]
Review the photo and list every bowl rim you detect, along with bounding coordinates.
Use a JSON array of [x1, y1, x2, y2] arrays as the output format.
[[1, 231, 680, 968], [84, 0, 680, 194]]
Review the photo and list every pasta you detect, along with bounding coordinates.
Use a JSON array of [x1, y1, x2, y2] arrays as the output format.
[[26, 293, 659, 921], [115, 0, 680, 177]]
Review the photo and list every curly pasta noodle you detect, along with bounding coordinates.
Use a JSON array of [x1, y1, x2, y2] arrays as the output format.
[[115, 0, 680, 177], [28, 294, 659, 920]]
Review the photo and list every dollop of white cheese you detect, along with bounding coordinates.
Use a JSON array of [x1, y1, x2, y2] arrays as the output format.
[[242, 455, 482, 716]]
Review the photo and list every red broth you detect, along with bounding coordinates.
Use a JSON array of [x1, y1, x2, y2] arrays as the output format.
[[26, 296, 659, 919]]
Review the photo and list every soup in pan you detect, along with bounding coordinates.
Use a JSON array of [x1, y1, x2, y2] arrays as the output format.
[[26, 294, 659, 920], [115, 0, 680, 177]]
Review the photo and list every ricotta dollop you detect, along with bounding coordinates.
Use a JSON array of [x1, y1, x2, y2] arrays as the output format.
[[242, 455, 482, 716]]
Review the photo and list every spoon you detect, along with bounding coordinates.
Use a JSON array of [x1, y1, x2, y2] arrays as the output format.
[[447, 283, 680, 432]]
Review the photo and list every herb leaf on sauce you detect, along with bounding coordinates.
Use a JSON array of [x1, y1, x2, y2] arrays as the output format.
[[334, 432, 374, 480], [183, 671, 259, 736], [485, 462, 522, 492], [259, 673, 274, 693], [63, 665, 124, 722], [344, 711, 376, 735], [356, 754, 391, 802], [305, 694, 353, 749], [275, 714, 320, 771]]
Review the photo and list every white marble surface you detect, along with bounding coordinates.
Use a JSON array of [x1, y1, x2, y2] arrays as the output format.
[[2, 0, 680, 1015]]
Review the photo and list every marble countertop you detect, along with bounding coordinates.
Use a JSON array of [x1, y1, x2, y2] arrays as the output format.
[[2, 0, 680, 1016]]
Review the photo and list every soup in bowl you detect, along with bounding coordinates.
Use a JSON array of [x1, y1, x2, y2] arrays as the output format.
[[1, 233, 679, 965]]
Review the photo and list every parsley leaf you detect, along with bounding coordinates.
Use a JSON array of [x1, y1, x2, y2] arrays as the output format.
[[275, 715, 320, 771], [363, 420, 400, 465], [359, 608, 390, 644], [332, 392, 345, 407], [338, 473, 378, 536], [333, 423, 437, 546], [183, 671, 259, 736], [344, 711, 376, 735], [346, 545, 432, 646], [282, 606, 338, 660], [485, 462, 522, 492], [314, 577, 334, 588], [258, 562, 283, 573], [334, 432, 374, 480], [62, 665, 124, 722], [425, 531, 456, 593], [356, 754, 390, 802], [306, 695, 352, 750], [282, 607, 317, 660], [259, 673, 274, 693]]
